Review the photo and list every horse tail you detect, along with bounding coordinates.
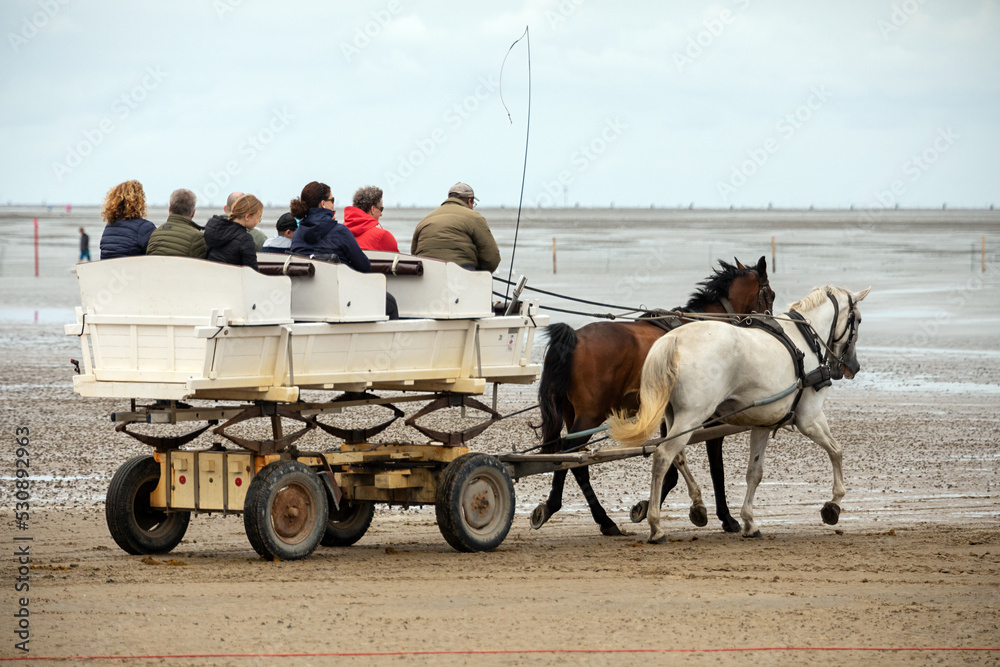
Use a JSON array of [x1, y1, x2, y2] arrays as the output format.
[[608, 336, 679, 446], [538, 323, 578, 448]]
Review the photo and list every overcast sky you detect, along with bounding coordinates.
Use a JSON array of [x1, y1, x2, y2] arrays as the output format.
[[2, 0, 998, 209]]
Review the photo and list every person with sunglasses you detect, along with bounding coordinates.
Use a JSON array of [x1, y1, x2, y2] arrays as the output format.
[[343, 185, 399, 252], [289, 181, 371, 272]]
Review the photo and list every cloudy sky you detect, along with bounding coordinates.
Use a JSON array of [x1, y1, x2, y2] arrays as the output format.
[[2, 0, 998, 209]]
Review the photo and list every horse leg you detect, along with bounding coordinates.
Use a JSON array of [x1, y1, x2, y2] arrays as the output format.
[[648, 430, 699, 544], [740, 427, 771, 538], [530, 469, 566, 530], [570, 465, 623, 536], [630, 421, 675, 523], [796, 412, 846, 526], [706, 437, 740, 533], [671, 449, 709, 527]]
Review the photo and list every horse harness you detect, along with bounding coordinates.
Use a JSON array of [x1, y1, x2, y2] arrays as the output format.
[[738, 289, 858, 428]]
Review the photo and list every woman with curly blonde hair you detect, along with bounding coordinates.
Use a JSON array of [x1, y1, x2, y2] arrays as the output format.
[[99, 180, 155, 259]]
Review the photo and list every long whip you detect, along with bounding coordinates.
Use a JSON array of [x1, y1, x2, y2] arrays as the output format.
[[499, 25, 531, 303]]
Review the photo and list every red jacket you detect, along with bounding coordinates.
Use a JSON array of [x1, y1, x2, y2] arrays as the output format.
[[342, 206, 399, 252]]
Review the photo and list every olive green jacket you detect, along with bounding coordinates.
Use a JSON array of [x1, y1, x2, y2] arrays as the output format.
[[146, 214, 206, 259], [410, 198, 500, 272]]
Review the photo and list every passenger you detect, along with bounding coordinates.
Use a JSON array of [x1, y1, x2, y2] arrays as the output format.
[[99, 180, 155, 259], [261, 213, 297, 253], [204, 194, 262, 270], [289, 181, 371, 272], [226, 190, 267, 251], [146, 188, 206, 258], [289, 181, 398, 319], [343, 186, 399, 252], [78, 227, 91, 262], [411, 182, 500, 272]]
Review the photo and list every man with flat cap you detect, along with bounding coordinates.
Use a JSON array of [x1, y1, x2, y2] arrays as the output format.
[[410, 182, 500, 272]]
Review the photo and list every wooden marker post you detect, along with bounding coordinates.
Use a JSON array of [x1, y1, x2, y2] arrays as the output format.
[[983, 236, 987, 273], [771, 235, 776, 273], [33, 218, 39, 277], [552, 237, 557, 274]]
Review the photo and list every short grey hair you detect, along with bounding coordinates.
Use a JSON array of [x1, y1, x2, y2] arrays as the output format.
[[169, 189, 197, 218], [352, 185, 383, 213]]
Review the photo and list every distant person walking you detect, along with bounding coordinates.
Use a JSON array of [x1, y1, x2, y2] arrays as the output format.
[[226, 191, 267, 251], [78, 227, 91, 262], [99, 180, 155, 259], [343, 186, 399, 252], [147, 188, 206, 258], [411, 182, 500, 272]]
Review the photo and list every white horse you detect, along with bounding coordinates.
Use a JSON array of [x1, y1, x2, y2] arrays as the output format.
[[608, 285, 871, 543]]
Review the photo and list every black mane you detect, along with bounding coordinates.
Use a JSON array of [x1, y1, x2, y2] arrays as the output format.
[[683, 260, 750, 312]]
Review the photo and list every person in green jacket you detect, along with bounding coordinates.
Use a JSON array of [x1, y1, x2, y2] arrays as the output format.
[[410, 182, 500, 272], [146, 188, 206, 258]]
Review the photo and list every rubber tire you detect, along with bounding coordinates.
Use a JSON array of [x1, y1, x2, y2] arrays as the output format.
[[435, 453, 515, 553], [106, 455, 190, 555], [243, 460, 328, 561], [320, 500, 375, 547]]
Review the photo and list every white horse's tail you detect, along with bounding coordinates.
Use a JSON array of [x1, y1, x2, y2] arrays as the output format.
[[608, 337, 679, 446]]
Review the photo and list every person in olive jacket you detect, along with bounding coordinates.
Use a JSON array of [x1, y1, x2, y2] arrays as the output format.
[[146, 189, 206, 258], [204, 194, 262, 270], [410, 182, 500, 272]]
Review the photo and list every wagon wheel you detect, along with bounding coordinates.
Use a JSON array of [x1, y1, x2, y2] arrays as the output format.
[[244, 460, 328, 561], [106, 455, 190, 555], [435, 453, 515, 552], [320, 500, 376, 547]]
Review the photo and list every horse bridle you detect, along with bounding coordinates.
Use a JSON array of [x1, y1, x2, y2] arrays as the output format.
[[754, 270, 774, 315], [822, 289, 859, 380]]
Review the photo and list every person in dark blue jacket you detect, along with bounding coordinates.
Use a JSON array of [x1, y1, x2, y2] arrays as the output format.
[[99, 180, 155, 259], [289, 181, 371, 272], [289, 181, 398, 319]]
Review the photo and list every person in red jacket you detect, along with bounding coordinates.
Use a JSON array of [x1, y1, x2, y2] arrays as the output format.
[[343, 186, 399, 252]]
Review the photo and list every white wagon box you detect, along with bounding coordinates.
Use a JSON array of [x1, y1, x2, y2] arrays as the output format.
[[66, 255, 546, 401]]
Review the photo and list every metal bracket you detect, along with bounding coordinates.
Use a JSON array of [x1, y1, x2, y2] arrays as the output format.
[[213, 402, 315, 455], [404, 394, 501, 445], [115, 421, 215, 453], [308, 392, 405, 445]]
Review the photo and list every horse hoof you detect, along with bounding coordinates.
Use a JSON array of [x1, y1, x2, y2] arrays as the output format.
[[630, 500, 649, 523], [601, 523, 624, 537], [821, 502, 841, 525], [529, 504, 552, 530], [721, 517, 741, 533], [742, 530, 762, 539], [689, 505, 708, 528], [648, 533, 667, 545]]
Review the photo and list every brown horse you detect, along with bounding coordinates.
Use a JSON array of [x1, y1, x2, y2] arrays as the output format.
[[532, 256, 774, 536]]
